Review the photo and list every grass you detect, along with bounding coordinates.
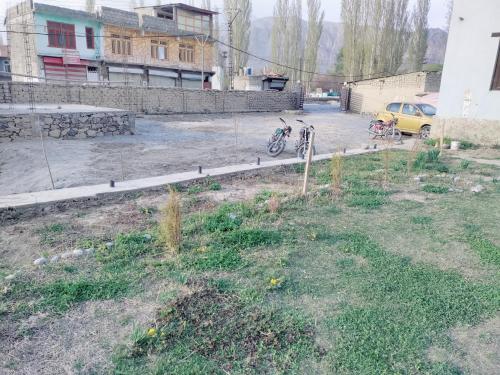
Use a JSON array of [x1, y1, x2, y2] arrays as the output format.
[[4, 150, 500, 374], [37, 223, 66, 246], [422, 184, 450, 194], [158, 188, 181, 253]]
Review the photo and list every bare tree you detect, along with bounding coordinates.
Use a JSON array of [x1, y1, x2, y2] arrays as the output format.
[[286, 0, 303, 84], [85, 0, 96, 13], [408, 0, 430, 71], [224, 0, 252, 74], [271, 0, 289, 74], [303, 0, 324, 91]]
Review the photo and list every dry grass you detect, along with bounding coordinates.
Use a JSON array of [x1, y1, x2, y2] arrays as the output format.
[[331, 150, 343, 198], [158, 187, 182, 253], [268, 194, 280, 214], [407, 138, 422, 176], [383, 141, 391, 188]]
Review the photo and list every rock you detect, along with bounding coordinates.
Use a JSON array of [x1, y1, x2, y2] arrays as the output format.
[[84, 248, 95, 255], [34, 257, 48, 266], [414, 174, 428, 183], [105, 241, 114, 249], [228, 213, 237, 220], [5, 274, 16, 281], [50, 255, 60, 263], [72, 249, 84, 257], [61, 251, 73, 259], [471, 185, 484, 194], [143, 234, 152, 241], [453, 176, 461, 183]]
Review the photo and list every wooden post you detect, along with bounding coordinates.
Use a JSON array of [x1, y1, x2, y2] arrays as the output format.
[[302, 131, 316, 196], [440, 123, 445, 151]]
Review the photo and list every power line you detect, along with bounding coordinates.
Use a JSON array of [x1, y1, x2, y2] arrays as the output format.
[[1, 25, 424, 82]]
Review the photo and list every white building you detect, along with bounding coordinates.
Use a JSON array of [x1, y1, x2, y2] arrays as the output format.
[[434, 0, 500, 145]]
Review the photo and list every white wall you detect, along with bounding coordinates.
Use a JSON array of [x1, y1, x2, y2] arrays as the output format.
[[438, 0, 500, 120]]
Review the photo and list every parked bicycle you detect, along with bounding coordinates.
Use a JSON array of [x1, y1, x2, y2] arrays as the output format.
[[368, 114, 402, 142], [296, 119, 317, 159], [266, 118, 292, 157]]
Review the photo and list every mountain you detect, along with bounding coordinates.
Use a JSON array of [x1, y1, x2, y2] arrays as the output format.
[[247, 17, 447, 74]]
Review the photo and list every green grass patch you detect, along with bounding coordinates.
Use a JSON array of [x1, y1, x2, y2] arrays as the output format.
[[411, 216, 433, 225], [216, 229, 282, 249], [321, 232, 499, 373], [96, 232, 156, 263], [465, 226, 500, 267], [37, 223, 66, 245], [422, 184, 449, 194], [202, 203, 253, 233]]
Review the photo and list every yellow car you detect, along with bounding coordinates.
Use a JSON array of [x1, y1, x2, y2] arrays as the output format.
[[376, 102, 436, 138]]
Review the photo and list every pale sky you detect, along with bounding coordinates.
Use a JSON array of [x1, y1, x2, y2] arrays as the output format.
[[0, 0, 450, 43]]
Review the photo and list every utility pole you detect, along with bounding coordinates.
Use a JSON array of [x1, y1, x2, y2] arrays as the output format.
[[227, 9, 240, 90]]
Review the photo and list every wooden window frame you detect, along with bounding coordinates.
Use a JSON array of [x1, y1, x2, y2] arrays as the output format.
[[179, 44, 194, 63], [47, 21, 76, 49], [491, 39, 500, 91], [85, 27, 95, 49], [151, 40, 168, 60], [111, 34, 132, 56]]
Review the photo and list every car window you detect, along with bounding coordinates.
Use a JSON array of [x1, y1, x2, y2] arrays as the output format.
[[402, 104, 418, 116], [386, 103, 401, 112], [416, 104, 436, 116]]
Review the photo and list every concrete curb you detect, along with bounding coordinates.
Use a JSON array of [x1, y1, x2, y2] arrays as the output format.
[[0, 147, 381, 220]]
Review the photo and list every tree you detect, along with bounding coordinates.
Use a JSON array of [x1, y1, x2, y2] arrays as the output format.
[[408, 0, 430, 71], [271, 0, 289, 74], [303, 0, 324, 90], [224, 0, 252, 74], [341, 0, 411, 80], [85, 0, 96, 13], [286, 0, 303, 84]]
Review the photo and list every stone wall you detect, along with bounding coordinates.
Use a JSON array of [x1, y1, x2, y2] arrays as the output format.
[[0, 111, 135, 142], [430, 117, 500, 146], [0, 82, 301, 114]]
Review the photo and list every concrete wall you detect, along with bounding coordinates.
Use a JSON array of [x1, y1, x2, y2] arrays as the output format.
[[438, 0, 500, 120], [349, 72, 441, 115], [0, 82, 301, 114], [0, 111, 135, 142], [430, 0, 500, 145]]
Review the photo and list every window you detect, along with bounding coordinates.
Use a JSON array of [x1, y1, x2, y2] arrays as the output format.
[[416, 104, 436, 116], [85, 27, 94, 49], [177, 10, 211, 34], [47, 21, 76, 49], [386, 103, 401, 113], [111, 34, 132, 56], [492, 42, 500, 90], [179, 44, 194, 63], [151, 40, 168, 60], [402, 104, 418, 116]]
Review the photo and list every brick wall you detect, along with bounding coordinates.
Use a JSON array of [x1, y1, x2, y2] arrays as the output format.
[[0, 82, 301, 114]]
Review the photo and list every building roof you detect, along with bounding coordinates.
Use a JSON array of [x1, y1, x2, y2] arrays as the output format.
[[141, 15, 177, 34], [149, 3, 219, 15], [34, 3, 97, 21], [100, 6, 140, 29]]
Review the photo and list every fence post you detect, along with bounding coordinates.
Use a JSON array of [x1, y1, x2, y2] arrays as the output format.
[[302, 131, 316, 196]]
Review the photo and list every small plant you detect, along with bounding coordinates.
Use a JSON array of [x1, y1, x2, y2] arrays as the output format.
[[187, 185, 203, 195], [158, 187, 182, 253], [460, 160, 471, 170], [331, 151, 343, 197], [208, 181, 222, 191], [424, 139, 437, 147], [460, 140, 477, 150], [268, 194, 280, 214], [422, 184, 449, 194], [427, 149, 441, 163]]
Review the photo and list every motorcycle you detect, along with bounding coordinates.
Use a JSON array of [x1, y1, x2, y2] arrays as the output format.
[[296, 119, 317, 159], [368, 114, 402, 142], [266, 118, 292, 157]]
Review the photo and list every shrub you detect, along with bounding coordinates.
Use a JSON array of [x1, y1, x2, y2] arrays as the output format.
[[158, 188, 182, 253], [208, 182, 222, 191], [424, 139, 437, 147], [460, 140, 477, 150]]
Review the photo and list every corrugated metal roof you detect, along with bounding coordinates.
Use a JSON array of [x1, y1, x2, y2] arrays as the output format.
[[34, 3, 97, 21], [100, 6, 140, 29]]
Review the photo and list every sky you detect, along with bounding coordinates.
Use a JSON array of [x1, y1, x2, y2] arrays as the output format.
[[0, 0, 450, 43]]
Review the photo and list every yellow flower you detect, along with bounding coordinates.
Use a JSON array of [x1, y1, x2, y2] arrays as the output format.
[[270, 278, 280, 286], [147, 328, 157, 337]]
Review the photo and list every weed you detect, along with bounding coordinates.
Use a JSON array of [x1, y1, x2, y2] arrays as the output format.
[[460, 160, 471, 170], [187, 185, 203, 195], [208, 181, 222, 191], [267, 193, 280, 213], [217, 229, 282, 249], [37, 223, 65, 246], [116, 287, 318, 373], [158, 188, 182, 253], [460, 140, 477, 150], [182, 247, 243, 271], [97, 232, 154, 263], [203, 203, 252, 233], [424, 139, 438, 147], [254, 190, 273, 204], [331, 151, 343, 197], [422, 184, 449, 194], [427, 149, 441, 163]]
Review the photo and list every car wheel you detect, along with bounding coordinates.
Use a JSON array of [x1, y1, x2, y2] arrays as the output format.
[[420, 125, 431, 139]]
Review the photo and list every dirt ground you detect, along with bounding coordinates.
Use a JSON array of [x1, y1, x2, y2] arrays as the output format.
[[0, 103, 376, 195]]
